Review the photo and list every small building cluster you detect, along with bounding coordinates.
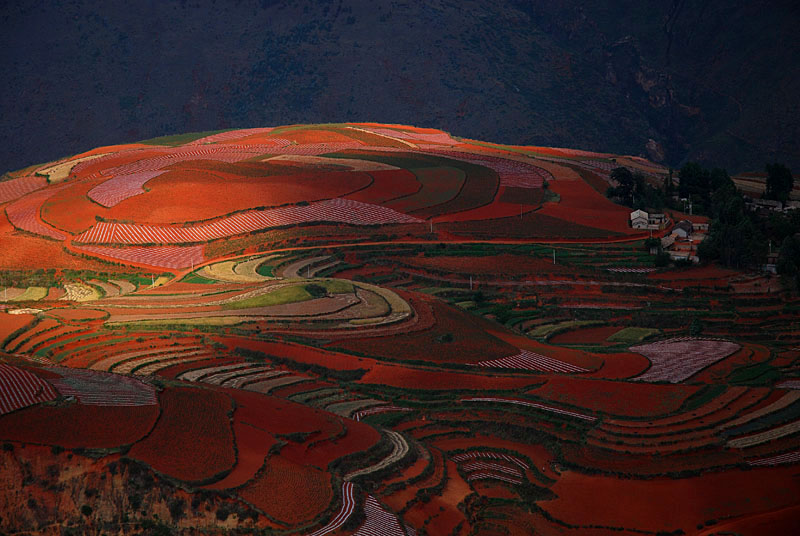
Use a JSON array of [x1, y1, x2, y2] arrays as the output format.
[[744, 196, 800, 215], [629, 209, 668, 230], [660, 218, 708, 263]]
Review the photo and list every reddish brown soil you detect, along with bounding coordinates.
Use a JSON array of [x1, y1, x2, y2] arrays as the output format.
[[359, 364, 538, 391], [332, 298, 519, 365], [542, 466, 800, 534], [105, 168, 371, 224], [0, 313, 34, 344], [239, 454, 332, 526], [0, 403, 158, 448], [549, 326, 622, 345], [529, 377, 699, 418], [47, 308, 108, 323], [127, 386, 236, 483]]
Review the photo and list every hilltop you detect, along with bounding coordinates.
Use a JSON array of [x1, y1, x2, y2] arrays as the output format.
[[0, 125, 798, 535]]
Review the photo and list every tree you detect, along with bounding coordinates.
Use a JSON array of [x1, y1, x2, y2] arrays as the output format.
[[777, 235, 800, 290], [607, 167, 649, 207], [765, 163, 794, 202], [678, 162, 711, 211]]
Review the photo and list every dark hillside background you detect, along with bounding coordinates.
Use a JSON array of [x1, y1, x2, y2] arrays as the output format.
[[1, 0, 798, 173]]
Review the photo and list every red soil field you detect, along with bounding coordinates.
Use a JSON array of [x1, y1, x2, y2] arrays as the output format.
[[432, 186, 544, 223], [0, 403, 158, 448], [295, 418, 382, 469], [537, 171, 640, 235], [487, 329, 604, 371], [404, 459, 470, 535], [278, 128, 357, 144], [345, 169, 420, 204], [589, 352, 650, 380], [441, 210, 618, 240], [359, 363, 539, 391], [224, 388, 340, 439], [127, 386, 236, 483], [394, 253, 578, 277], [648, 264, 738, 282], [229, 338, 374, 371], [332, 298, 519, 365], [239, 454, 333, 526], [47, 308, 108, 323], [542, 465, 800, 534], [387, 166, 464, 216], [69, 146, 167, 177], [691, 343, 771, 383], [0, 313, 34, 344], [0, 210, 134, 272], [204, 420, 280, 491], [549, 326, 622, 345], [40, 176, 110, 234], [156, 357, 239, 380], [104, 168, 372, 224], [697, 504, 800, 536], [529, 377, 699, 418], [270, 380, 335, 398]]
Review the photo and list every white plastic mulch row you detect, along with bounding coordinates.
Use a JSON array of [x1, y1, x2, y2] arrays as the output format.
[[305, 482, 355, 536], [474, 349, 588, 373], [630, 338, 740, 383], [353, 405, 412, 422], [450, 451, 530, 470], [45, 367, 157, 406], [354, 495, 408, 536], [747, 451, 800, 466], [462, 397, 596, 421], [0, 363, 58, 415], [75, 199, 423, 245], [75, 245, 204, 270]]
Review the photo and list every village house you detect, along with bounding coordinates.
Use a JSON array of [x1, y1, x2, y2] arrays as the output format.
[[630, 209, 648, 229], [671, 220, 693, 239], [648, 213, 667, 226]]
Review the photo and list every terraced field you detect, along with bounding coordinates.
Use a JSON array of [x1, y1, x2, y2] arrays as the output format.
[[0, 124, 797, 535]]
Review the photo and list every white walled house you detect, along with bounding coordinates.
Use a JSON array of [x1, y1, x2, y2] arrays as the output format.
[[630, 209, 649, 229]]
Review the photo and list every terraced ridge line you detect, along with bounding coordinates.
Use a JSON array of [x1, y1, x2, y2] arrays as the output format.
[[116, 350, 211, 375], [198, 364, 274, 386], [462, 397, 597, 422], [345, 431, 410, 481], [46, 367, 157, 406], [326, 399, 386, 419], [133, 353, 220, 376], [243, 375, 310, 394], [727, 419, 800, 448], [305, 481, 355, 536], [90, 345, 205, 371], [109, 279, 137, 295], [221, 370, 288, 389], [177, 362, 254, 382], [716, 391, 800, 431], [353, 405, 413, 422]]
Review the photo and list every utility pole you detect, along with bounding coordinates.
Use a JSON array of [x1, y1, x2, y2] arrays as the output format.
[[553, 249, 556, 265], [430, 220, 433, 234], [151, 275, 155, 288], [470, 276, 473, 290]]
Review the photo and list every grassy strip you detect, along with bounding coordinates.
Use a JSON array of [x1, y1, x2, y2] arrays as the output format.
[[137, 129, 232, 146], [606, 327, 661, 344]]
